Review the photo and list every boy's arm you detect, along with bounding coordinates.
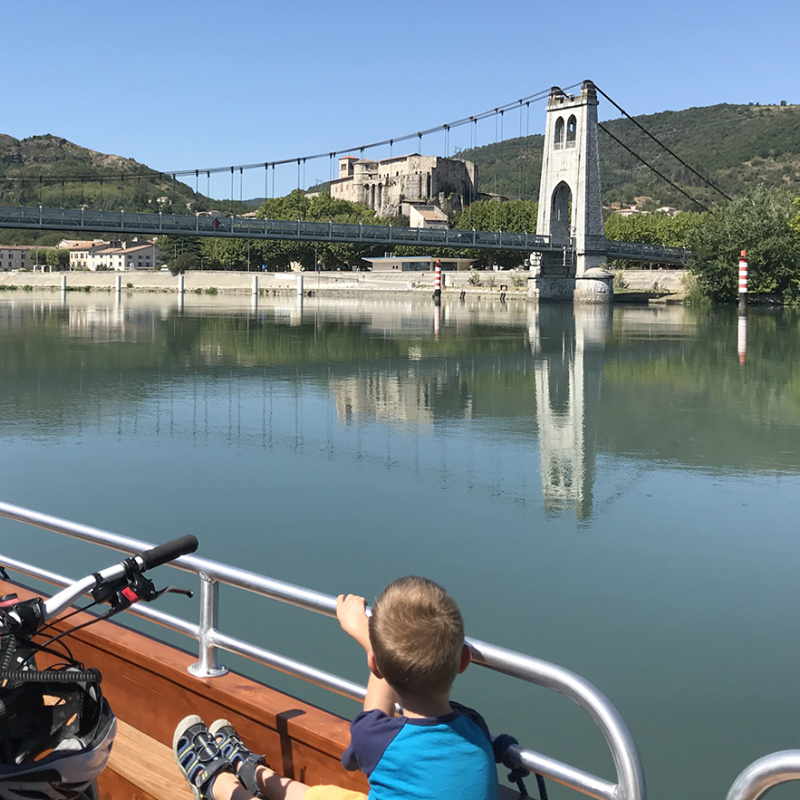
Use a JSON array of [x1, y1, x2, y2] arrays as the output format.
[[337, 594, 398, 716]]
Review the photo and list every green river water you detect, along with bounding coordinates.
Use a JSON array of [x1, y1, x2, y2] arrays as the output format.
[[0, 292, 799, 800]]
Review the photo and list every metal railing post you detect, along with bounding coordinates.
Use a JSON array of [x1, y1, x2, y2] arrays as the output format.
[[188, 572, 228, 678]]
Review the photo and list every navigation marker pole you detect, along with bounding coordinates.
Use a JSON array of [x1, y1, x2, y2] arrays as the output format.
[[738, 315, 747, 367], [434, 259, 442, 301], [738, 250, 748, 316], [737, 250, 748, 367]]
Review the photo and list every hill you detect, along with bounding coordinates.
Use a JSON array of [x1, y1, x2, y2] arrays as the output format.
[[455, 101, 800, 211], [0, 134, 251, 216]]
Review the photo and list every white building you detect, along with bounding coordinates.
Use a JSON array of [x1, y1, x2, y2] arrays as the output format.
[[88, 240, 157, 271], [409, 205, 449, 229], [64, 240, 109, 270]]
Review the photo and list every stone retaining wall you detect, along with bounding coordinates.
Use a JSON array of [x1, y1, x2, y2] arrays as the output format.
[[0, 268, 688, 298]]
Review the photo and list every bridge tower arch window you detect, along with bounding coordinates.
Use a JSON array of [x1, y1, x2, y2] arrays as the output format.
[[566, 115, 577, 148], [550, 181, 572, 241], [554, 117, 565, 150]]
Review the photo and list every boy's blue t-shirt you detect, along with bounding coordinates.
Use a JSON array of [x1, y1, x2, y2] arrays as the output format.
[[341, 702, 497, 800]]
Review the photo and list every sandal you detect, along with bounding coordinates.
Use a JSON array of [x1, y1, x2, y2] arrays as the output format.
[[174, 715, 232, 800], [209, 718, 268, 797]]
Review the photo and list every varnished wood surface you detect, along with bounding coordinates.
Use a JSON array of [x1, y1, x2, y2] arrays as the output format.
[[107, 720, 193, 800], [0, 578, 369, 796]]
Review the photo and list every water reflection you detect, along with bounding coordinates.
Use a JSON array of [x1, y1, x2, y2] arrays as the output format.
[[530, 306, 610, 520], [1, 293, 800, 519]]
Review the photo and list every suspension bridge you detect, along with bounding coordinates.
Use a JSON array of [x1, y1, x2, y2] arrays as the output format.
[[0, 205, 688, 263], [0, 80, 729, 292]]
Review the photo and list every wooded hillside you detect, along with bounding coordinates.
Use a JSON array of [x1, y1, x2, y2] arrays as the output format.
[[457, 102, 800, 210]]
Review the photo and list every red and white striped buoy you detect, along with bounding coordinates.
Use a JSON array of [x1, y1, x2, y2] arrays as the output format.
[[738, 250, 748, 315], [434, 259, 442, 299]]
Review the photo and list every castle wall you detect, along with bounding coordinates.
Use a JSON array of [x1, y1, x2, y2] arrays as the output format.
[[330, 154, 478, 217]]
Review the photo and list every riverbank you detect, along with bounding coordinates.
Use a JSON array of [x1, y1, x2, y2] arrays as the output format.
[[0, 268, 689, 302]]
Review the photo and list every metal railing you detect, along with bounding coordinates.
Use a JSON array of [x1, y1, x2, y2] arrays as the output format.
[[725, 751, 800, 800], [0, 205, 559, 254], [0, 206, 688, 264], [605, 240, 689, 264], [0, 499, 645, 800]]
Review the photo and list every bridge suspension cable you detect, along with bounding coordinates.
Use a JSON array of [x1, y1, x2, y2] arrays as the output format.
[[594, 83, 732, 203], [596, 122, 711, 212], [4, 83, 581, 189]]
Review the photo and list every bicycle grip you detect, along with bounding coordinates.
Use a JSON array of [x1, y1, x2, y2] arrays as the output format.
[[137, 535, 198, 571]]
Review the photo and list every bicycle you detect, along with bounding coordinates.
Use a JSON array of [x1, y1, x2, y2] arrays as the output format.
[[0, 535, 199, 800]]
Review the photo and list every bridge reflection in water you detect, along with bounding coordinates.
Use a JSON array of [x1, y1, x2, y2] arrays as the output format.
[[0, 292, 617, 521]]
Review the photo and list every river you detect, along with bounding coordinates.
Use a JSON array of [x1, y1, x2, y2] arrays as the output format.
[[0, 291, 798, 800]]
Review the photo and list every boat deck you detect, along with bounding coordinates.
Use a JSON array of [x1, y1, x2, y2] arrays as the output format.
[[1, 579, 367, 800], [2, 579, 522, 800]]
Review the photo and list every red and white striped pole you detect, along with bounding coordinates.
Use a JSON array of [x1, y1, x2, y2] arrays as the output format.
[[738, 250, 748, 316], [738, 315, 747, 367], [434, 259, 442, 300]]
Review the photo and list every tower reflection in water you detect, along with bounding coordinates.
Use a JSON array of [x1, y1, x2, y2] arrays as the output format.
[[330, 299, 610, 520], [528, 305, 610, 521]]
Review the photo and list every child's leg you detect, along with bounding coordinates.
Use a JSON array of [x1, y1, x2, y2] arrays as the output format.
[[211, 770, 310, 800], [252, 765, 311, 800]]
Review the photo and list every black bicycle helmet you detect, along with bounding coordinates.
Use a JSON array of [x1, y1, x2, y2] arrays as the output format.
[[0, 666, 117, 800]]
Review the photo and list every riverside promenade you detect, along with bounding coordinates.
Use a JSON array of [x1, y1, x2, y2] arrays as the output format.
[[0, 269, 687, 298]]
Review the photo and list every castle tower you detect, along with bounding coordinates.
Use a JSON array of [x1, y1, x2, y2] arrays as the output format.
[[535, 81, 607, 278]]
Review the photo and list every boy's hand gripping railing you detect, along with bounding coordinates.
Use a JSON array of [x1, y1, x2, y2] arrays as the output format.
[[0, 500, 645, 800]]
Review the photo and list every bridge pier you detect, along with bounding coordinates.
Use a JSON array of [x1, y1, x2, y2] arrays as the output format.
[[527, 271, 612, 303], [527, 253, 612, 303]]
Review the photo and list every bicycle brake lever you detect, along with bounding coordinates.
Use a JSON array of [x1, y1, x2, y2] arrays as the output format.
[[149, 586, 194, 600]]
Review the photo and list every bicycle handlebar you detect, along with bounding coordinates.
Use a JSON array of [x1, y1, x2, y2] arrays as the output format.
[[137, 535, 198, 572], [0, 535, 200, 630]]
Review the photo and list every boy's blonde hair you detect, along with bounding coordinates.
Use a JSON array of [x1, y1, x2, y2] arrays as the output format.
[[369, 576, 464, 697]]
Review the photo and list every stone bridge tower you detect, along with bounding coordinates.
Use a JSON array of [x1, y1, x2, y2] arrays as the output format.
[[530, 81, 610, 300]]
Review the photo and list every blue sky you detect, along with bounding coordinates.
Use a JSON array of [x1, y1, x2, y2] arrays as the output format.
[[5, 0, 798, 199]]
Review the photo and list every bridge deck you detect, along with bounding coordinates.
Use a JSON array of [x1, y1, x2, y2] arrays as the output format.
[[0, 206, 689, 263]]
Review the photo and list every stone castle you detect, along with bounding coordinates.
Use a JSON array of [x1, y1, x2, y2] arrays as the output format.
[[329, 154, 478, 217]]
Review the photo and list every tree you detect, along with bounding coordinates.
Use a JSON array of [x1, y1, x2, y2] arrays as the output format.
[[449, 199, 539, 267], [159, 236, 203, 269], [172, 252, 201, 274], [30, 247, 69, 270], [688, 186, 800, 302]]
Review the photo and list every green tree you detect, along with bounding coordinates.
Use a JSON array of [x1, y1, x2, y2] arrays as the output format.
[[159, 236, 203, 269], [172, 252, 201, 273], [688, 186, 800, 302], [29, 247, 69, 269], [447, 199, 538, 267]]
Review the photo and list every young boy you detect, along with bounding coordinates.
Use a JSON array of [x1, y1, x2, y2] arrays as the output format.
[[174, 576, 498, 800]]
